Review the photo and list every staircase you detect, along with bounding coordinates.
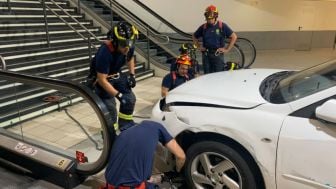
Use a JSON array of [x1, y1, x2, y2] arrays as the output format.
[[75, 0, 255, 70], [79, 0, 177, 68], [0, 0, 154, 127]]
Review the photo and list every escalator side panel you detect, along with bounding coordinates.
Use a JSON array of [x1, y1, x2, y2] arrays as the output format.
[[0, 133, 85, 188]]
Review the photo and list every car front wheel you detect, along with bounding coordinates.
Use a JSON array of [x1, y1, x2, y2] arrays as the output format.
[[185, 141, 258, 189]]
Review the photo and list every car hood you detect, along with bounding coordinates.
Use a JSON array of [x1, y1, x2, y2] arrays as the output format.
[[166, 69, 284, 109]]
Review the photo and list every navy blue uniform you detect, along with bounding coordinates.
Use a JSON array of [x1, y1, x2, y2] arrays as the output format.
[[95, 43, 135, 98], [94, 42, 136, 128], [194, 21, 233, 73], [162, 72, 193, 91], [105, 120, 173, 188]]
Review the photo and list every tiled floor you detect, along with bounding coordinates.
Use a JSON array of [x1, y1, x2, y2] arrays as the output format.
[[252, 48, 336, 69], [2, 48, 336, 189], [6, 101, 104, 162]]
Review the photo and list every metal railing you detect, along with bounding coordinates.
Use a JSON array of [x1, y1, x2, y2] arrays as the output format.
[[0, 55, 6, 71], [6, 0, 11, 12], [39, 0, 102, 54], [73, 0, 172, 70], [74, 0, 249, 70]]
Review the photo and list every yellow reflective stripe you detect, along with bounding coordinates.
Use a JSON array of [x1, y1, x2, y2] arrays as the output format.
[[131, 25, 139, 40], [114, 26, 126, 40], [118, 112, 133, 120], [230, 63, 236, 71], [113, 122, 119, 131], [182, 43, 187, 50]]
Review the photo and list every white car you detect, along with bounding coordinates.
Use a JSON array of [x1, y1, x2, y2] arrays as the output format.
[[151, 60, 336, 189]]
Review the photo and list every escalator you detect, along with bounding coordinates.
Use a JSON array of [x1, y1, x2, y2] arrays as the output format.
[[0, 70, 115, 188], [75, 0, 256, 70]]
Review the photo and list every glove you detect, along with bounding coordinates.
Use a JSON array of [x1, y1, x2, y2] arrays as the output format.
[[127, 74, 136, 88], [115, 92, 127, 105]]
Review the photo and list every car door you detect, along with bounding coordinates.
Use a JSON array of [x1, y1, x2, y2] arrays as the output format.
[[276, 94, 336, 189]]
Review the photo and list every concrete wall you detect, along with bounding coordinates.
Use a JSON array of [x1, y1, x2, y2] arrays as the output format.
[[118, 0, 336, 50], [237, 31, 336, 50]]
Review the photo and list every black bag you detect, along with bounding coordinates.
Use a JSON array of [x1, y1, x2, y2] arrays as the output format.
[[82, 56, 97, 90]]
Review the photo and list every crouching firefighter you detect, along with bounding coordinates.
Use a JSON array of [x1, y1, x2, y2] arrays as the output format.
[[102, 120, 186, 189], [170, 43, 198, 74], [177, 43, 200, 77], [89, 21, 139, 131], [162, 54, 194, 97]]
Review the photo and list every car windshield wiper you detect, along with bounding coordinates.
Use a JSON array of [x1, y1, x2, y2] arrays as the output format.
[[260, 71, 294, 99]]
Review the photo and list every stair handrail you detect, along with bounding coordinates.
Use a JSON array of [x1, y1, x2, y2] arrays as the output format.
[[101, 0, 176, 52], [71, 0, 177, 69], [101, 0, 170, 44], [7, 0, 11, 12], [74, 0, 170, 45], [0, 55, 6, 71], [39, 0, 102, 50]]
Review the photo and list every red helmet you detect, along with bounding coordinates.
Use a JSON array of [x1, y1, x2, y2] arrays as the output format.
[[176, 55, 192, 66], [204, 5, 218, 19]]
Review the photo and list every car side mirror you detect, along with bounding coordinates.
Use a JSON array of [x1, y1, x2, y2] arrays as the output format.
[[315, 99, 336, 123]]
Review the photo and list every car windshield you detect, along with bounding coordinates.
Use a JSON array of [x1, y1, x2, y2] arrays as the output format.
[[262, 60, 336, 104]]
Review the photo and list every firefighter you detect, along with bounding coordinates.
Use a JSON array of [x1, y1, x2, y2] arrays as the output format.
[[93, 22, 139, 131], [103, 120, 186, 189], [162, 54, 194, 97], [178, 43, 200, 77], [192, 5, 238, 74]]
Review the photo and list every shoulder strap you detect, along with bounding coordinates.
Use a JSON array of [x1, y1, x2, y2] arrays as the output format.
[[172, 71, 177, 85], [185, 74, 189, 80], [104, 40, 115, 53], [218, 20, 223, 30], [203, 23, 207, 30], [202, 23, 207, 36]]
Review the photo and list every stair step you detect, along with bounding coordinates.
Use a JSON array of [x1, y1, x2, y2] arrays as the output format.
[[0, 25, 99, 33], [0, 34, 105, 51], [0, 14, 83, 18], [152, 56, 167, 64], [0, 0, 155, 128], [0, 6, 75, 12], [0, 0, 67, 5], [3, 45, 100, 65], [0, 17, 87, 24], [1, 65, 149, 101], [0, 28, 101, 41]]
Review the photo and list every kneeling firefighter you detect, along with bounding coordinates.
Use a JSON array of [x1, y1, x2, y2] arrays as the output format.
[[162, 54, 194, 97], [89, 21, 139, 131]]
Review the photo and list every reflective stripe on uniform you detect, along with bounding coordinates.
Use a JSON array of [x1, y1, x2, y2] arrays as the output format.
[[113, 122, 119, 131], [118, 112, 133, 120]]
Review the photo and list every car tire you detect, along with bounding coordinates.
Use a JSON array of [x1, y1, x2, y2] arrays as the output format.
[[185, 141, 257, 189]]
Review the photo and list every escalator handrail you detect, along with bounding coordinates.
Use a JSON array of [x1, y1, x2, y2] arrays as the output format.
[[234, 37, 257, 68], [131, 0, 191, 38], [0, 70, 115, 175], [127, 0, 257, 66]]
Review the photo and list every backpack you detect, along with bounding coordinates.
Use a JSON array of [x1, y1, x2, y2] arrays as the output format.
[[84, 41, 115, 89]]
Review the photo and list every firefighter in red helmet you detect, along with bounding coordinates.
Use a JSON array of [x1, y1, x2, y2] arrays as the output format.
[[162, 54, 194, 97], [192, 5, 238, 74]]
